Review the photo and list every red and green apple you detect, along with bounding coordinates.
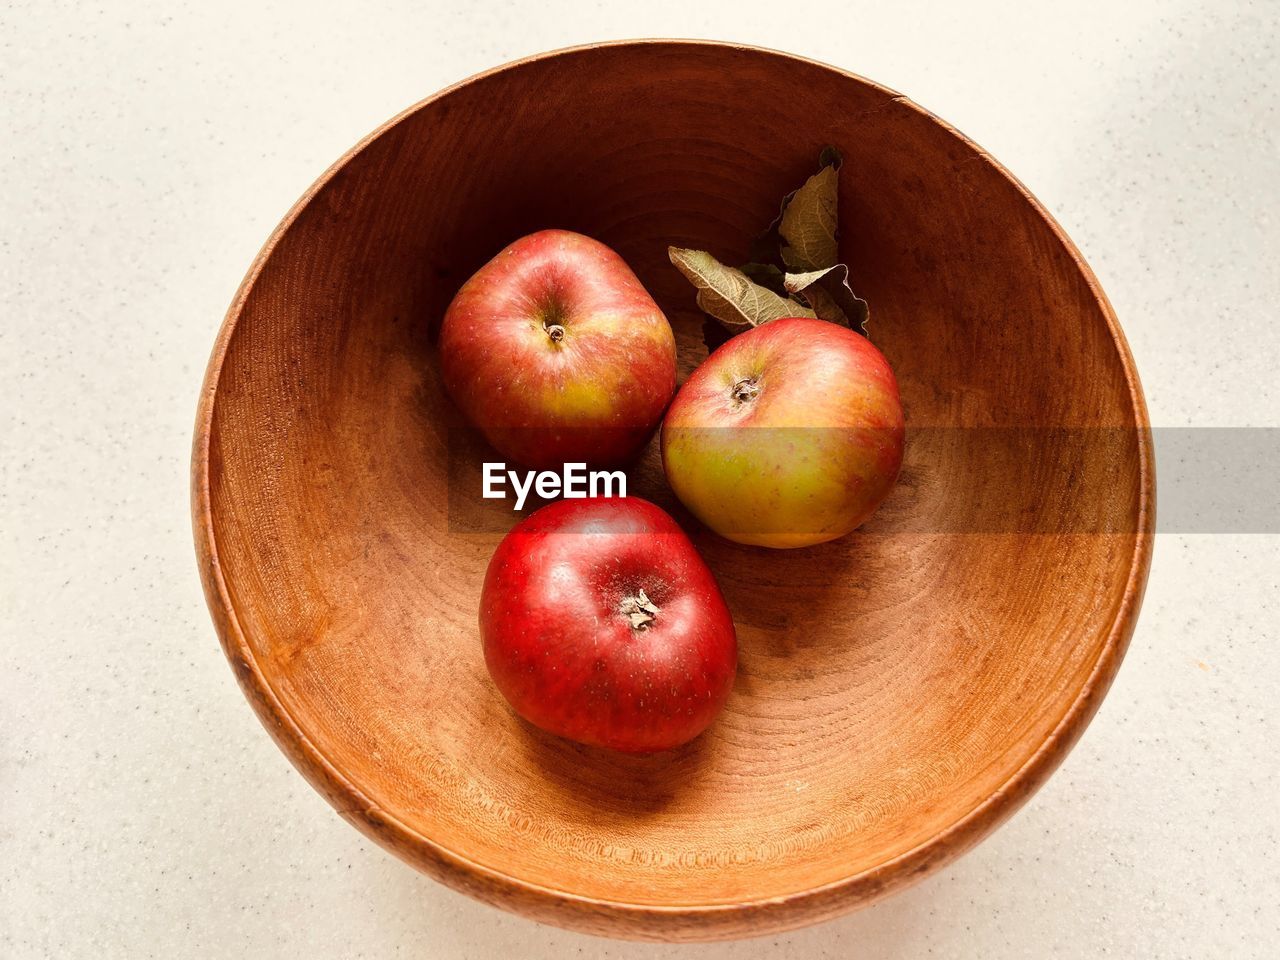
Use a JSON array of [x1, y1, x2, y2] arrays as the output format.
[[440, 229, 676, 470], [662, 317, 904, 549], [479, 496, 737, 753]]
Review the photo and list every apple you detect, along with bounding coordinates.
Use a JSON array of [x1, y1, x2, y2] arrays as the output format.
[[439, 229, 676, 470], [662, 317, 904, 549], [479, 496, 737, 753]]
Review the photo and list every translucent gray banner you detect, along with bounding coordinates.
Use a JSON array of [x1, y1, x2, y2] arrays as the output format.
[[445, 427, 1276, 535]]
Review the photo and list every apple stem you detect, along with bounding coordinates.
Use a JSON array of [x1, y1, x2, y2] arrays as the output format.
[[731, 377, 760, 403], [619, 588, 659, 631], [544, 322, 566, 343]]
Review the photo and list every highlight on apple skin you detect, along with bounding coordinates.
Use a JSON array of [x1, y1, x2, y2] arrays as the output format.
[[479, 496, 738, 753], [661, 317, 905, 549], [439, 229, 677, 471]]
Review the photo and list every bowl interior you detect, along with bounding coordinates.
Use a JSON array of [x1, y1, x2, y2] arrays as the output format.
[[200, 43, 1149, 931]]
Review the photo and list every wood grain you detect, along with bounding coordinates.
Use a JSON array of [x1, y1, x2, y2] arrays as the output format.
[[191, 40, 1155, 941]]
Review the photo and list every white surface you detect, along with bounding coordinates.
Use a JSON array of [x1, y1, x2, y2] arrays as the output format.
[[3, 0, 1278, 956]]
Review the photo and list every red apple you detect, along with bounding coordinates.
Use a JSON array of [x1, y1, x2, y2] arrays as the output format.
[[662, 317, 904, 548], [479, 496, 737, 753], [439, 230, 676, 469]]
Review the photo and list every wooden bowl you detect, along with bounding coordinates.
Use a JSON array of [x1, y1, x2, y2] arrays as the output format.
[[192, 41, 1154, 941]]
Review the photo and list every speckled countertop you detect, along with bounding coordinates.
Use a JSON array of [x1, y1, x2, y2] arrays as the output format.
[[2, 1, 1277, 957]]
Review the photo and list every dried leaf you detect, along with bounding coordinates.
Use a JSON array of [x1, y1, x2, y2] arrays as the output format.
[[668, 247, 814, 335], [670, 146, 873, 350], [750, 147, 843, 273], [779, 159, 840, 271], [785, 264, 869, 333]]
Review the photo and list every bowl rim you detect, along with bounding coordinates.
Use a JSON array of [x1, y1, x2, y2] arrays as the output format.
[[191, 38, 1156, 941]]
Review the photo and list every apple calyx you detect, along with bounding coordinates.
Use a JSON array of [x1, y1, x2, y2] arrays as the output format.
[[618, 588, 660, 631], [667, 146, 871, 354], [731, 377, 760, 404]]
